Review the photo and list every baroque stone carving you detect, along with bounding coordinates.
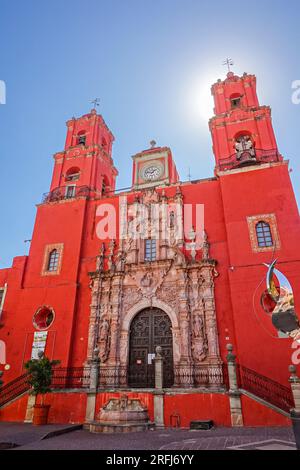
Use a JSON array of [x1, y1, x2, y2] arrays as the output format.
[[99, 317, 110, 363], [191, 312, 208, 363], [86, 193, 222, 388]]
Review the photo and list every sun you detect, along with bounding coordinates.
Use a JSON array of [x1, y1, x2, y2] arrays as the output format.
[[184, 72, 219, 126]]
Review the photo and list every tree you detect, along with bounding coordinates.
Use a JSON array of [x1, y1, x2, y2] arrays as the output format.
[[25, 353, 60, 405]]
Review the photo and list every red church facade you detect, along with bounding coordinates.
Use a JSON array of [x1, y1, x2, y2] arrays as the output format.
[[0, 71, 299, 427]]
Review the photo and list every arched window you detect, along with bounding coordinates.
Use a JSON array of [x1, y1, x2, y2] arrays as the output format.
[[47, 249, 60, 272], [77, 131, 86, 146], [256, 221, 273, 247], [65, 167, 80, 182], [235, 133, 255, 160], [230, 93, 242, 109]]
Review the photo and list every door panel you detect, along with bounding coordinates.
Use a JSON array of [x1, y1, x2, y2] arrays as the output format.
[[128, 308, 174, 388]]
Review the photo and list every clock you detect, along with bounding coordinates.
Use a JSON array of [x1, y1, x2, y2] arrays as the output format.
[[141, 161, 164, 181]]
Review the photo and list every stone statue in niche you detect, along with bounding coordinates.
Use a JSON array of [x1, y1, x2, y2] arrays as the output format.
[[235, 135, 256, 160], [99, 317, 110, 363], [202, 231, 210, 261], [191, 312, 208, 362], [193, 314, 203, 338]]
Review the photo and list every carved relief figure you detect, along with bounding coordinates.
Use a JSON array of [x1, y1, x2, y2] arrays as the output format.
[[191, 312, 208, 362], [99, 317, 110, 363], [202, 231, 210, 261]]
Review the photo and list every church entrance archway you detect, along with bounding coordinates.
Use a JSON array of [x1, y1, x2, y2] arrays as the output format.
[[128, 308, 174, 388]]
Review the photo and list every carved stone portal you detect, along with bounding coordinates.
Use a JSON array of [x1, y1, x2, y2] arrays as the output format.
[[86, 188, 223, 389]]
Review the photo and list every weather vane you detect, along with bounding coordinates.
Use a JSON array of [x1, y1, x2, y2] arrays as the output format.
[[223, 58, 234, 73], [150, 140, 156, 148], [91, 98, 100, 109]]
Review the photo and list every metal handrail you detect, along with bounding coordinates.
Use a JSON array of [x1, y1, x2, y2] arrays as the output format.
[[42, 185, 102, 204], [0, 367, 91, 408], [236, 364, 294, 413], [0, 373, 30, 408], [217, 148, 281, 172]]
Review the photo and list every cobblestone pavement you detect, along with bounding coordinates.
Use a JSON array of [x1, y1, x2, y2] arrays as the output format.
[[0, 424, 295, 450]]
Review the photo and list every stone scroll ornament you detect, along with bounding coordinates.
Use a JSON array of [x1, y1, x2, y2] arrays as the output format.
[[262, 260, 300, 344]]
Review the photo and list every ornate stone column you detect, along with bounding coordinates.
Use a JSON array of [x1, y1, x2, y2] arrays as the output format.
[[176, 269, 193, 387], [102, 274, 123, 388], [86, 277, 101, 363]]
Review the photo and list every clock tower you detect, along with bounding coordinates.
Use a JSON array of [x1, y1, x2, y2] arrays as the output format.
[[132, 142, 179, 189]]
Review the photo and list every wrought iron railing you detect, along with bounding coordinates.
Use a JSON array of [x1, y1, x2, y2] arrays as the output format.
[[0, 367, 91, 408], [0, 373, 31, 408], [50, 367, 91, 389], [217, 149, 281, 172], [237, 365, 294, 413], [42, 185, 102, 204]]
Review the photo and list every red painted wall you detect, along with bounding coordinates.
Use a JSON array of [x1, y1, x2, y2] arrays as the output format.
[[0, 394, 28, 422], [164, 393, 231, 428], [46, 393, 87, 424], [241, 395, 291, 427]]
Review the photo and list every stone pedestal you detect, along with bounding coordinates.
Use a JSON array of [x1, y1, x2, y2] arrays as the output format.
[[154, 392, 164, 429], [24, 395, 36, 423], [289, 365, 300, 450], [226, 344, 243, 427]]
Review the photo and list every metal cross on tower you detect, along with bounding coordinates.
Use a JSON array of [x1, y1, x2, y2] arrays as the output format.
[[90, 98, 100, 109], [223, 58, 234, 73]]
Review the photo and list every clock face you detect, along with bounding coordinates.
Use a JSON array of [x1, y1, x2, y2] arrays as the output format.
[[141, 162, 164, 181]]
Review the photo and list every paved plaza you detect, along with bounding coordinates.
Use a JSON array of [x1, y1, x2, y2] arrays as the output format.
[[0, 422, 297, 450]]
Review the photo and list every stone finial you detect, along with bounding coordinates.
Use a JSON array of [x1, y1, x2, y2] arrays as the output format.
[[289, 365, 299, 383], [92, 346, 100, 361], [226, 343, 236, 363]]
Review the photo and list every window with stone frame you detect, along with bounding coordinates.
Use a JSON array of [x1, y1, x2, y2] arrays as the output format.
[[247, 214, 281, 253], [41, 243, 64, 276], [145, 239, 156, 261]]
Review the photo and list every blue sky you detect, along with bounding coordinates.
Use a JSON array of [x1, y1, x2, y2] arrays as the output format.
[[0, 0, 299, 267]]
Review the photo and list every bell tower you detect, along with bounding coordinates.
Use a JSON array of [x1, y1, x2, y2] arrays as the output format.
[[50, 109, 118, 197], [209, 71, 283, 172]]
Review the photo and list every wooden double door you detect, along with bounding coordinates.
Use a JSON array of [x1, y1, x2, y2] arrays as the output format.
[[128, 308, 174, 388]]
